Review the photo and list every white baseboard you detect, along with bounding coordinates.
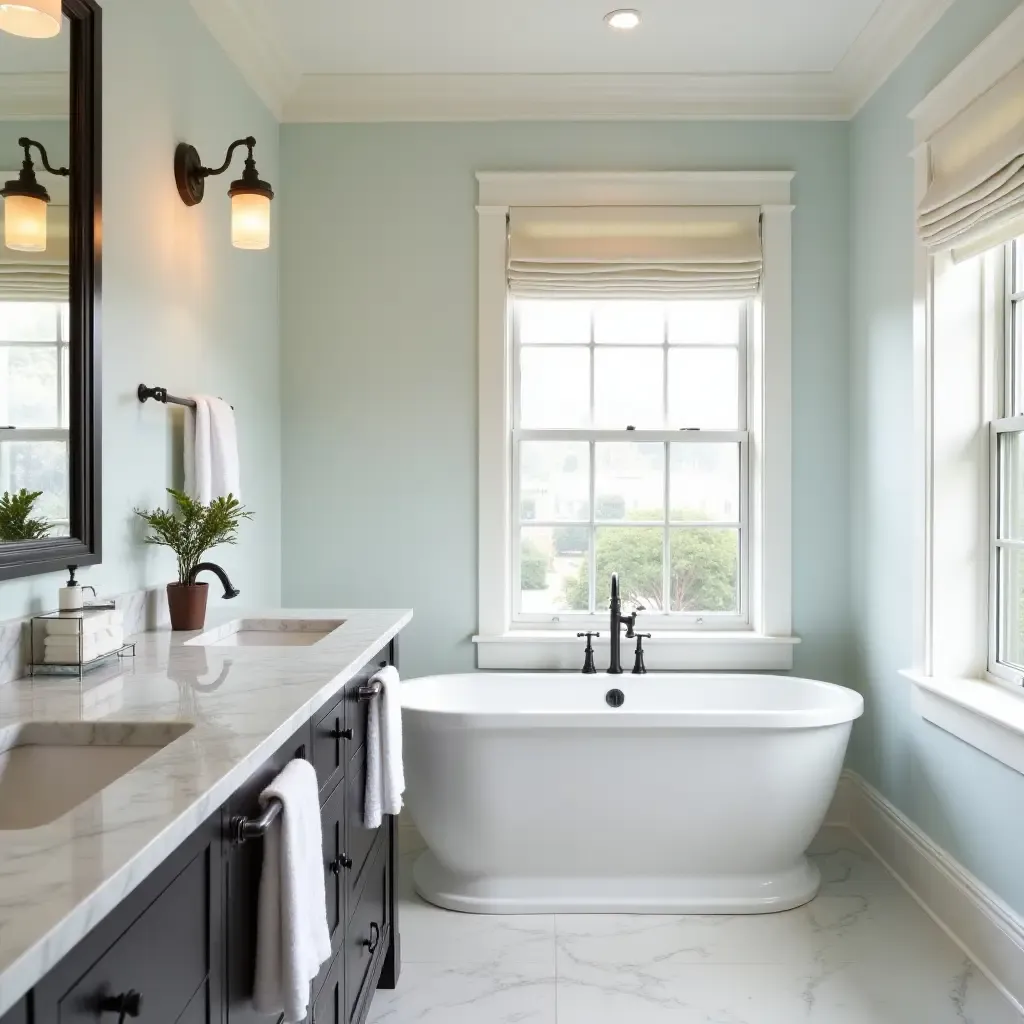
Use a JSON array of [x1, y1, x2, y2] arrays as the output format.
[[833, 770, 1024, 1013]]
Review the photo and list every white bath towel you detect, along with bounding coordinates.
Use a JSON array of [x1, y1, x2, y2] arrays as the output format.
[[43, 626, 125, 663], [364, 665, 404, 829], [253, 759, 331, 1024], [184, 395, 240, 503]]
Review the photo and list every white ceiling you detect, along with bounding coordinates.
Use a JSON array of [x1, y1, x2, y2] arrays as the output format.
[[242, 0, 884, 76], [0, 20, 69, 74]]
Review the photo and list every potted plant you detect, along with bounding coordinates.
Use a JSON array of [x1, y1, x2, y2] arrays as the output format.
[[0, 489, 52, 542], [135, 489, 252, 630]]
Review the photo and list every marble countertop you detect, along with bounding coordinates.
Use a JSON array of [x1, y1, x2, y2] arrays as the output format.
[[0, 607, 412, 1017]]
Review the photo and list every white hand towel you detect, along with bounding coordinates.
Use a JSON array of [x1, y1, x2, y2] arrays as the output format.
[[43, 627, 125, 664], [253, 759, 331, 1024], [45, 609, 122, 636], [184, 395, 241, 503], [364, 665, 405, 830]]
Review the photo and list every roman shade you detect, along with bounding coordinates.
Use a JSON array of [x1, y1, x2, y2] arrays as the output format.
[[0, 204, 69, 300], [507, 206, 762, 298], [917, 61, 1024, 259]]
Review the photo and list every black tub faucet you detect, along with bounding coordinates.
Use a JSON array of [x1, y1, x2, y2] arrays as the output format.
[[188, 562, 240, 599], [608, 574, 644, 674]]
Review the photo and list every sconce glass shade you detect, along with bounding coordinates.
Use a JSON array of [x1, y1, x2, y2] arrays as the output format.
[[0, 0, 61, 38], [231, 192, 271, 250], [3, 193, 47, 252]]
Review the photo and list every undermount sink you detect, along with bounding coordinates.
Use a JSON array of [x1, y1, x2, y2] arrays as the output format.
[[0, 721, 193, 830], [186, 618, 345, 648]]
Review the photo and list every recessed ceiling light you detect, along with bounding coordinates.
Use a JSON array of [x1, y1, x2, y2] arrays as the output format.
[[605, 8, 641, 30]]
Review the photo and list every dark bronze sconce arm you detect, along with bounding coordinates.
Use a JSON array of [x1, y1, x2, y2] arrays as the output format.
[[1, 137, 69, 204], [174, 136, 273, 207]]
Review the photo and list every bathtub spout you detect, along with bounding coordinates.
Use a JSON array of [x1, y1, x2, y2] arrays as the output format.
[[609, 573, 643, 674]]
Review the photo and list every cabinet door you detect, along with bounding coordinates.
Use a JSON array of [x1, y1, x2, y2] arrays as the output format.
[[225, 723, 311, 1024], [311, 954, 343, 1024], [313, 777, 347, 999], [346, 841, 389, 1024], [345, 755, 382, 917], [33, 814, 221, 1024], [313, 690, 349, 799]]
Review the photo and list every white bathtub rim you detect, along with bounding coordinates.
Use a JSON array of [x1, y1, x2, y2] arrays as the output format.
[[412, 849, 823, 915]]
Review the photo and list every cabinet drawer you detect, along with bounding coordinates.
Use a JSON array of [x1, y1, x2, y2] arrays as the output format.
[[345, 757, 381, 914], [311, 951, 343, 1024], [56, 850, 209, 1024], [313, 691, 348, 799], [314, 778, 347, 998], [345, 843, 389, 1024]]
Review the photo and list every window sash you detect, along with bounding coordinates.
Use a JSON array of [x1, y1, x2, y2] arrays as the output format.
[[989, 236, 1024, 682], [510, 299, 751, 630]]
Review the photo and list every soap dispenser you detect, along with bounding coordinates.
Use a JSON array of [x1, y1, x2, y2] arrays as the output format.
[[58, 565, 95, 611]]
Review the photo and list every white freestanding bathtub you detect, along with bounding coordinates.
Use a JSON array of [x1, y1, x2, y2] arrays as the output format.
[[402, 672, 863, 914]]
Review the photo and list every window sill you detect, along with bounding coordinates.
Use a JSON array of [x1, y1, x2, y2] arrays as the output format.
[[473, 631, 799, 671], [901, 669, 1024, 777]]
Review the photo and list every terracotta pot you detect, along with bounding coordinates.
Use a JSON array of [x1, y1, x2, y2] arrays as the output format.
[[167, 582, 209, 631]]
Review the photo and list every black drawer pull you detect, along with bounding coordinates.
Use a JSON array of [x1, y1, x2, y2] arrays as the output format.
[[329, 854, 353, 874], [363, 921, 381, 954], [328, 726, 353, 740], [100, 990, 143, 1023]]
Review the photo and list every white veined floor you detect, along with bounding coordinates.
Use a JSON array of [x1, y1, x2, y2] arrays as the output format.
[[368, 824, 1022, 1024]]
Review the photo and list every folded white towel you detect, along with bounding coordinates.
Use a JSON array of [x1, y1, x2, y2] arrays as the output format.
[[184, 395, 240, 503], [45, 609, 123, 636], [43, 627, 125, 664], [253, 759, 331, 1024], [364, 665, 404, 830]]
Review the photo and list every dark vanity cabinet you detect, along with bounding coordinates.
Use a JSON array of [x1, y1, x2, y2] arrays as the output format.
[[18, 639, 400, 1024]]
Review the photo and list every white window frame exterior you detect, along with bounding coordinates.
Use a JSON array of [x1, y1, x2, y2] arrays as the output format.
[[474, 171, 796, 671], [906, 6, 1024, 779]]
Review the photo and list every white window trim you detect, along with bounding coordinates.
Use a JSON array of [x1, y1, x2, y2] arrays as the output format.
[[473, 171, 796, 671], [908, 7, 1024, 777]]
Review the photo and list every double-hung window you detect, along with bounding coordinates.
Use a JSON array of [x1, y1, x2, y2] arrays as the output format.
[[990, 236, 1024, 684], [475, 173, 795, 671], [513, 297, 749, 628], [0, 300, 71, 537]]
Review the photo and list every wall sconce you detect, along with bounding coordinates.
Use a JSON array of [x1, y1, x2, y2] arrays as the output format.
[[0, 137, 68, 252], [174, 137, 274, 250], [0, 0, 61, 38]]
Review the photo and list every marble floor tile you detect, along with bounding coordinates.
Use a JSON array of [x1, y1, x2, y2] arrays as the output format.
[[367, 963, 556, 1024], [556, 957, 1021, 1024], [555, 885, 958, 969], [808, 825, 900, 889]]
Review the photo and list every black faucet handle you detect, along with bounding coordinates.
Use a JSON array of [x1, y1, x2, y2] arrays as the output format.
[[578, 632, 600, 674], [632, 633, 651, 675]]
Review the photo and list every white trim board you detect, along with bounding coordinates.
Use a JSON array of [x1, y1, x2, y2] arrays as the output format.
[[190, 0, 982, 123], [832, 771, 1024, 1013]]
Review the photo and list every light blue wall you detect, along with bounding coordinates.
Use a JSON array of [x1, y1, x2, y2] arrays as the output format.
[[0, 0, 281, 621], [848, 0, 1024, 915], [280, 122, 850, 679]]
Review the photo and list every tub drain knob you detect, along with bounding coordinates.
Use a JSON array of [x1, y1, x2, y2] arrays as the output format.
[[605, 688, 625, 708]]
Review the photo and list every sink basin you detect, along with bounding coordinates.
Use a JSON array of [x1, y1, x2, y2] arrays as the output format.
[[186, 618, 345, 648], [0, 721, 193, 830]]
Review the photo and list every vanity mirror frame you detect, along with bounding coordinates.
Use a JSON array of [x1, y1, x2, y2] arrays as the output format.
[[0, 0, 102, 582]]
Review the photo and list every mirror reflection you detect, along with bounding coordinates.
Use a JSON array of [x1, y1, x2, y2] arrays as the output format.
[[0, 16, 70, 544]]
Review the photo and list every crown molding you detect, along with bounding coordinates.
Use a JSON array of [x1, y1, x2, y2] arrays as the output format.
[[189, 0, 1010, 123], [189, 0, 300, 120], [283, 73, 849, 122], [0, 74, 68, 120], [836, 0, 957, 115], [910, 0, 1024, 143]]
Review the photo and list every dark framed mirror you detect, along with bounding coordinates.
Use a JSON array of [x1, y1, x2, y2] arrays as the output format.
[[0, 0, 100, 581]]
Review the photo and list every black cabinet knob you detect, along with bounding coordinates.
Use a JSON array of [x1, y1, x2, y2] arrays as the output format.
[[329, 854, 353, 874], [364, 921, 381, 954], [100, 990, 143, 1023], [328, 726, 353, 740]]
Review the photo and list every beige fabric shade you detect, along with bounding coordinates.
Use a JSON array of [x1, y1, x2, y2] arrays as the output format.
[[508, 206, 762, 298], [917, 61, 1024, 258]]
